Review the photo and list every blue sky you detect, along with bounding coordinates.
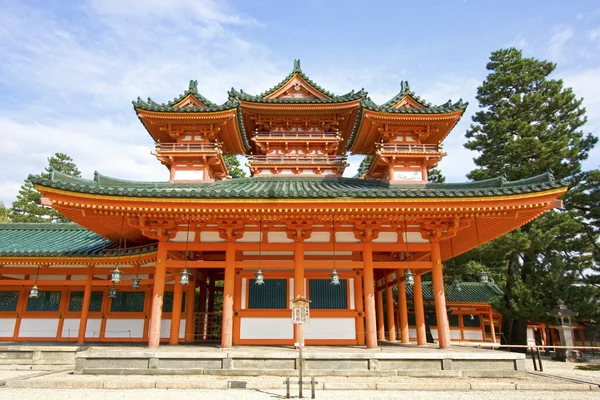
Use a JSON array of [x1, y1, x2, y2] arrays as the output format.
[[1, 0, 599, 206]]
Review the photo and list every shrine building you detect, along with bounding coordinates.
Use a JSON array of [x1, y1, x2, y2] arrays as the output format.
[[0, 60, 568, 349]]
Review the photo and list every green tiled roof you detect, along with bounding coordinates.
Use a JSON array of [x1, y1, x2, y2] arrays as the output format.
[[0, 223, 156, 258], [30, 170, 569, 200], [228, 59, 367, 104], [396, 281, 504, 303], [381, 81, 432, 108]]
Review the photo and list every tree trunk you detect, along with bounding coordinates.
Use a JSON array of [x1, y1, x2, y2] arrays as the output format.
[[501, 252, 528, 352]]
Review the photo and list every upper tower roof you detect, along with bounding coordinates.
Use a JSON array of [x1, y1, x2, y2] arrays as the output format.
[[228, 59, 367, 104]]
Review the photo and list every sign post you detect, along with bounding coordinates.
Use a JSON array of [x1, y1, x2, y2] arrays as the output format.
[[291, 297, 310, 399]]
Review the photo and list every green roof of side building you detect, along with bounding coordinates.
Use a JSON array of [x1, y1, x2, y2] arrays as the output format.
[[394, 281, 504, 303], [29, 171, 569, 200], [0, 223, 156, 258]]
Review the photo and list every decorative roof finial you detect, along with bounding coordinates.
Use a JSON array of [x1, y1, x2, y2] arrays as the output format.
[[401, 80, 410, 92], [293, 59, 302, 73], [188, 80, 198, 92]]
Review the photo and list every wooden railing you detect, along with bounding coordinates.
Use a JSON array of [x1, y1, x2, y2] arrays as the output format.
[[155, 142, 222, 153], [247, 155, 347, 165], [252, 132, 341, 141], [194, 312, 222, 341], [376, 143, 441, 153]]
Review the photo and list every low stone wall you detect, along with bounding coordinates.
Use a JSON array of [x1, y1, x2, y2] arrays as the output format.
[[0, 345, 82, 366]]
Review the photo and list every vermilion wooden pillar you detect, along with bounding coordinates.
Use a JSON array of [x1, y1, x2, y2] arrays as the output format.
[[413, 274, 426, 345], [169, 273, 183, 345], [185, 274, 196, 342], [362, 240, 377, 348], [431, 241, 450, 348], [221, 238, 235, 348], [149, 240, 168, 348], [354, 273, 365, 345], [77, 267, 93, 344], [293, 238, 305, 345], [489, 309, 497, 344], [397, 270, 409, 344], [376, 281, 385, 340], [385, 273, 396, 341]]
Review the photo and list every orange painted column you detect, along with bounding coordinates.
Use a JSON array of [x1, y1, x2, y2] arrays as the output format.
[[148, 240, 168, 348], [489, 310, 497, 344], [397, 270, 409, 343], [413, 274, 426, 345], [185, 275, 196, 342], [221, 238, 236, 348], [293, 238, 305, 345], [385, 273, 396, 341], [376, 281, 385, 340], [354, 273, 365, 345], [431, 241, 450, 348], [169, 273, 183, 345], [77, 267, 93, 344], [362, 240, 377, 348]]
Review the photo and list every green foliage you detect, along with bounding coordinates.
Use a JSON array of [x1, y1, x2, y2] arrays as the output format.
[[355, 155, 374, 178], [462, 48, 599, 344], [0, 202, 10, 222], [427, 167, 445, 183], [10, 153, 81, 223], [223, 155, 246, 178]]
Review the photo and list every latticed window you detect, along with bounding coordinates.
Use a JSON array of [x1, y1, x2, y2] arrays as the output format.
[[448, 313, 460, 327], [26, 291, 61, 312], [68, 291, 103, 312], [248, 279, 287, 309], [110, 291, 145, 312], [163, 292, 187, 313], [0, 291, 19, 311], [463, 314, 481, 328], [309, 279, 347, 309]]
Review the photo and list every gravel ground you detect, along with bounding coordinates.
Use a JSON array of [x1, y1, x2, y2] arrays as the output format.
[[524, 354, 600, 384], [0, 389, 599, 400]]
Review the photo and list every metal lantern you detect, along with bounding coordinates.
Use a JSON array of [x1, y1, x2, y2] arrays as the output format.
[[110, 266, 121, 283], [131, 277, 140, 289], [180, 268, 190, 286], [470, 314, 475, 321], [478, 271, 489, 285], [255, 269, 264, 285], [330, 269, 340, 285], [29, 285, 39, 299], [452, 279, 462, 292], [404, 269, 414, 286], [109, 287, 117, 299]]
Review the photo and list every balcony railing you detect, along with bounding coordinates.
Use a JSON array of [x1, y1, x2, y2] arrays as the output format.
[[376, 143, 442, 154], [155, 142, 222, 153], [247, 155, 347, 165], [252, 132, 341, 141]]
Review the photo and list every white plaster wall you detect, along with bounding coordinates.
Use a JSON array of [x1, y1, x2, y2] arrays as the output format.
[[268, 232, 294, 243], [304, 232, 330, 243], [237, 232, 262, 243], [463, 330, 483, 341], [335, 232, 360, 243], [241, 278, 247, 309], [240, 318, 293, 339], [104, 319, 144, 338], [0, 318, 16, 337], [304, 318, 356, 340], [409, 328, 417, 338], [60, 318, 102, 339], [404, 232, 428, 243], [200, 232, 225, 243], [19, 318, 59, 338], [159, 319, 187, 339], [450, 329, 461, 340], [349, 279, 355, 309], [430, 328, 438, 339], [174, 170, 204, 181], [373, 232, 398, 243], [393, 170, 421, 181], [170, 230, 196, 242]]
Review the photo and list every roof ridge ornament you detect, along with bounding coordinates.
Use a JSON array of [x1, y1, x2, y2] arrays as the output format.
[[188, 80, 198, 92], [293, 59, 302, 73], [401, 80, 410, 93]]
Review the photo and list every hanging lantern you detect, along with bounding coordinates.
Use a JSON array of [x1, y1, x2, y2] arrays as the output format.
[[330, 269, 340, 285], [255, 269, 264, 285], [111, 266, 121, 283], [404, 269, 414, 286], [452, 279, 462, 292], [478, 271, 489, 285], [109, 287, 117, 299], [180, 268, 190, 286], [29, 285, 39, 299], [131, 277, 140, 289], [470, 314, 475, 321]]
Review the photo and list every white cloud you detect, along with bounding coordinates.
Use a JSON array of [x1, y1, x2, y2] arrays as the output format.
[[547, 27, 575, 61]]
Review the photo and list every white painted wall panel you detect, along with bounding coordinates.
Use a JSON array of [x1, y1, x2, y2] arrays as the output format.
[[240, 318, 293, 339], [19, 318, 59, 338], [450, 329, 461, 340], [174, 170, 204, 181], [237, 232, 262, 243], [304, 232, 330, 243], [160, 319, 171, 338], [0, 318, 16, 337], [373, 232, 398, 243], [304, 318, 356, 340], [463, 330, 483, 341], [200, 232, 225, 243], [430, 328, 438, 339], [60, 319, 102, 339], [409, 328, 416, 337], [104, 319, 144, 338], [268, 232, 294, 243], [241, 278, 247, 310], [349, 279, 355, 309], [170, 231, 196, 242], [335, 232, 360, 243]]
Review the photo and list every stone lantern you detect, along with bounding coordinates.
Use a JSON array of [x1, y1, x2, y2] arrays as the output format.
[[547, 299, 580, 362]]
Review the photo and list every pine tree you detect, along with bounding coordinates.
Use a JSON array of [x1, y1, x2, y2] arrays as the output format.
[[223, 155, 246, 178], [0, 201, 11, 222], [10, 153, 81, 223], [464, 48, 598, 346], [427, 167, 445, 183]]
